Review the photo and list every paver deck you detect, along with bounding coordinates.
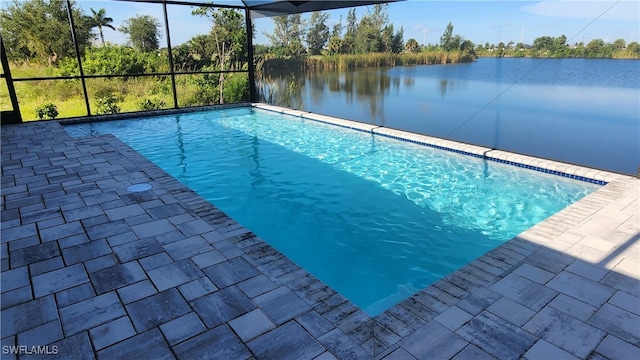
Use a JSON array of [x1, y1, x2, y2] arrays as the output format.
[[1, 108, 639, 359]]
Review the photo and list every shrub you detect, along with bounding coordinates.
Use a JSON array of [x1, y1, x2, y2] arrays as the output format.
[[138, 98, 166, 111], [223, 73, 249, 103], [92, 80, 120, 100], [55, 45, 168, 77], [95, 95, 121, 115], [55, 58, 79, 77], [34, 102, 59, 120], [188, 66, 220, 105]]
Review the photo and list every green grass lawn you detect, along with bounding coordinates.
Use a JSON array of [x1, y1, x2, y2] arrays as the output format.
[[2, 64, 236, 121]]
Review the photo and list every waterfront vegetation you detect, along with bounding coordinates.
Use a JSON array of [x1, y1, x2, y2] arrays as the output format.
[[0, 67, 249, 120], [473, 35, 640, 59], [0, 0, 250, 119], [263, 50, 476, 71], [258, 7, 479, 71], [1, 1, 638, 120]]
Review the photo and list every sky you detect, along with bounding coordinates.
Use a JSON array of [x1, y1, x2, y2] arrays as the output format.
[[73, 0, 640, 47]]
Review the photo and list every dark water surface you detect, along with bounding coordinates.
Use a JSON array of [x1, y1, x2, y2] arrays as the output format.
[[259, 58, 639, 175]]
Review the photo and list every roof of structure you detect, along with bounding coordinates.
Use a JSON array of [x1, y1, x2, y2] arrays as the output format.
[[243, 0, 402, 17], [117, 0, 402, 18]]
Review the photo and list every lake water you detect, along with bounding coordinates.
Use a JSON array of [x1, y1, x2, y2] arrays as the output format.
[[258, 58, 639, 175]]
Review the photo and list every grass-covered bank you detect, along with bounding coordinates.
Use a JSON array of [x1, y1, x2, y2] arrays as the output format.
[[308, 51, 476, 69], [1, 64, 249, 121], [260, 51, 476, 71]]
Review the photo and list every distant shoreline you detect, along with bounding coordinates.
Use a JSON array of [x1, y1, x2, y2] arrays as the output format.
[[474, 48, 639, 60], [477, 55, 640, 60]]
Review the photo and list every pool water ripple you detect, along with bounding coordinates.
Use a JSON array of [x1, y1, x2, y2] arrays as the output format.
[[65, 107, 598, 315]]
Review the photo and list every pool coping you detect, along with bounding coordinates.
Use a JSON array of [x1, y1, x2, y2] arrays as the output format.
[[252, 103, 623, 185], [2, 106, 638, 359]]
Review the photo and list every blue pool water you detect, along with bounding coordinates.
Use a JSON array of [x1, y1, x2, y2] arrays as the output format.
[[65, 107, 599, 315]]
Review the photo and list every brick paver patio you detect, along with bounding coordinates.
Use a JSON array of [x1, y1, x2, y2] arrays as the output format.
[[1, 109, 638, 359]]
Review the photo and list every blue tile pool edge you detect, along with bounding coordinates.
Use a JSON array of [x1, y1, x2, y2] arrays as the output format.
[[370, 133, 608, 185], [57, 101, 617, 186], [252, 103, 616, 186], [58, 102, 253, 125]]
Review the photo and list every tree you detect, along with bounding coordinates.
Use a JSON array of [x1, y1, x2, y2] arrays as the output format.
[[553, 35, 568, 56], [440, 22, 453, 50], [369, 4, 389, 32], [0, 0, 94, 64], [342, 8, 358, 54], [345, 8, 357, 39], [554, 35, 566, 46], [90, 8, 115, 46], [586, 39, 604, 52], [331, 15, 343, 38], [461, 40, 474, 51], [440, 22, 461, 51], [193, 8, 248, 103], [448, 34, 462, 52], [327, 36, 343, 55], [355, 15, 381, 53], [381, 24, 394, 52], [497, 42, 506, 57], [533, 36, 553, 51], [571, 42, 586, 57], [119, 15, 161, 52], [354, 4, 401, 53], [602, 43, 616, 57], [380, 24, 403, 53], [460, 39, 475, 55], [326, 15, 343, 55], [627, 42, 640, 55], [405, 38, 419, 52], [264, 14, 304, 56], [179, 34, 217, 70], [391, 26, 404, 53], [193, 8, 247, 67], [614, 38, 626, 49], [306, 11, 330, 55]]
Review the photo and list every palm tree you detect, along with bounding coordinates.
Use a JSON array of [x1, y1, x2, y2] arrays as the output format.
[[90, 8, 115, 46]]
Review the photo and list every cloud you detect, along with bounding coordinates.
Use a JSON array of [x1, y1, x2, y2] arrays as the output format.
[[522, 0, 639, 22]]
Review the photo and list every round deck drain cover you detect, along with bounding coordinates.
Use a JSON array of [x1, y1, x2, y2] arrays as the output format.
[[127, 183, 152, 192]]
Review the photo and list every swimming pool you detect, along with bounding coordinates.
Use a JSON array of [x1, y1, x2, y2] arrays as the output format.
[[65, 107, 599, 315]]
